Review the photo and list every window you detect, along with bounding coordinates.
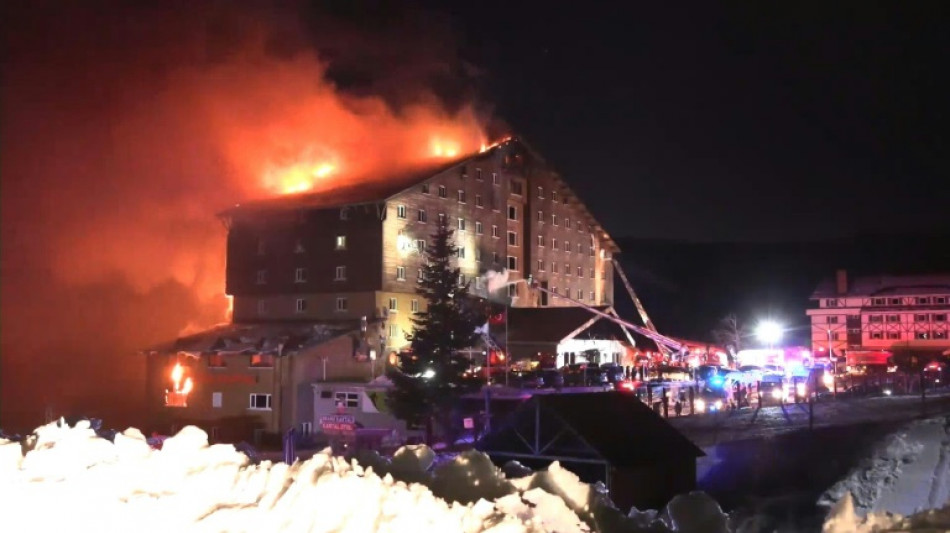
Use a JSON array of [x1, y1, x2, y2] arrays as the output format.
[[915, 331, 930, 340], [422, 183, 430, 194], [868, 315, 883, 323], [295, 267, 307, 283], [476, 221, 483, 234], [551, 214, 558, 226], [396, 205, 407, 219], [476, 168, 483, 181], [508, 283, 518, 297], [578, 244, 584, 255], [458, 274, 466, 286], [208, 353, 226, 368], [934, 314, 947, 322], [295, 298, 307, 313], [563, 287, 569, 296], [917, 297, 931, 305], [565, 241, 571, 253], [825, 299, 839, 307], [257, 238, 266, 256], [475, 248, 482, 261], [577, 289, 584, 300], [475, 194, 484, 208], [458, 190, 466, 203], [492, 225, 499, 238], [335, 297, 348, 312], [389, 297, 398, 313], [551, 262, 558, 273], [396, 266, 406, 281], [492, 172, 499, 185], [537, 186, 544, 199], [334, 266, 346, 281], [885, 314, 899, 322], [416, 239, 426, 252], [872, 298, 886, 306], [212, 392, 222, 408], [294, 239, 305, 254], [389, 324, 399, 338], [417, 269, 424, 282], [492, 251, 500, 264], [460, 166, 468, 179], [411, 299, 419, 313], [536, 210, 544, 223], [457, 247, 466, 259], [869, 332, 883, 340], [888, 298, 901, 305], [257, 299, 266, 315], [551, 190, 558, 202], [589, 267, 595, 278], [577, 266, 583, 277], [565, 218, 571, 229], [249, 394, 272, 410], [886, 332, 901, 340], [335, 235, 347, 250], [438, 213, 446, 225], [537, 235, 545, 247], [826, 316, 839, 324], [458, 218, 466, 232], [935, 297, 947, 305], [934, 331, 948, 339], [507, 256, 518, 271], [552, 238, 558, 250], [564, 263, 571, 275], [511, 181, 524, 195], [537, 259, 545, 271], [507, 205, 518, 220], [438, 185, 447, 198], [589, 291, 595, 301], [334, 392, 359, 408], [507, 231, 518, 246], [915, 314, 929, 322], [256, 269, 267, 284], [250, 354, 275, 368], [300, 422, 313, 435], [340, 208, 349, 220]]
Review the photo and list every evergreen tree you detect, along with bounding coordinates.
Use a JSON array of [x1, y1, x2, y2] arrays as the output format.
[[386, 219, 483, 435]]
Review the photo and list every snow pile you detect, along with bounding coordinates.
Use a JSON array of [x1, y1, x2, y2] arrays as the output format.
[[820, 416, 950, 518], [822, 493, 950, 533]]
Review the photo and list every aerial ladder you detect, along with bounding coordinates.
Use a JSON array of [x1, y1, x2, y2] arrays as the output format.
[[611, 258, 673, 357]]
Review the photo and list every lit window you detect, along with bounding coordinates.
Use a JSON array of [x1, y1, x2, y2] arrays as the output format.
[[476, 221, 483, 234], [334, 392, 359, 408], [212, 392, 222, 408], [411, 299, 419, 313], [256, 269, 267, 284], [335, 235, 347, 250], [475, 194, 484, 208], [340, 208, 349, 220], [250, 354, 275, 368], [507, 256, 518, 271], [537, 235, 544, 247], [457, 247, 466, 259], [335, 266, 346, 281], [507, 231, 518, 246], [552, 214, 558, 226], [389, 298, 398, 313], [249, 394, 272, 410], [438, 185, 447, 198], [396, 205, 407, 219], [295, 267, 307, 283], [458, 190, 466, 203], [458, 218, 466, 232], [335, 297, 348, 312], [492, 225, 499, 238], [208, 354, 226, 368], [396, 266, 406, 280], [389, 324, 399, 338], [295, 298, 307, 313]]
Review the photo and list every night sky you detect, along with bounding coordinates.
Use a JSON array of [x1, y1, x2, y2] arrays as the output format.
[[412, 2, 950, 241]]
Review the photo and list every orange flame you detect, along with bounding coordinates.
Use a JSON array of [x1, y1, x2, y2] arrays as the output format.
[[171, 362, 184, 386]]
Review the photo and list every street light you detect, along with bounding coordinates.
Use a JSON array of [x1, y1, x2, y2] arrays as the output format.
[[756, 320, 783, 349]]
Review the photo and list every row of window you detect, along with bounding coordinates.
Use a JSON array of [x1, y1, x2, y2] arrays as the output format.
[[257, 235, 346, 256], [825, 296, 949, 307], [866, 330, 950, 340], [867, 313, 948, 323]]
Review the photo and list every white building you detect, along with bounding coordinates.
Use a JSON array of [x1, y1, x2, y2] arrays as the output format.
[[806, 270, 950, 362]]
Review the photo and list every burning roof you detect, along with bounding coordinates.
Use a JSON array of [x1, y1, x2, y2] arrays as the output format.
[[144, 321, 363, 357]]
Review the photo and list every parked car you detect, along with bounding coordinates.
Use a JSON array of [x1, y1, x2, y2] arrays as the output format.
[[561, 364, 608, 387], [539, 368, 564, 389], [598, 363, 626, 384], [508, 369, 544, 389]]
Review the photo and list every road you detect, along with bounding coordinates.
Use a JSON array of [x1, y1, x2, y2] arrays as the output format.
[[668, 390, 950, 448]]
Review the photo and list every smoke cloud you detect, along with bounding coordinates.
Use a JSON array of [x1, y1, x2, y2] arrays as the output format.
[[0, 1, 490, 431]]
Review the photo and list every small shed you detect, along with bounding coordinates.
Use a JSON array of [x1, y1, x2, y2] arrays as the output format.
[[476, 392, 705, 511]]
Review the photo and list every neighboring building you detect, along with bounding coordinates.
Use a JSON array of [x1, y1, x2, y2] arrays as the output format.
[[143, 321, 384, 442], [504, 306, 634, 367], [806, 270, 950, 363], [220, 138, 620, 355]]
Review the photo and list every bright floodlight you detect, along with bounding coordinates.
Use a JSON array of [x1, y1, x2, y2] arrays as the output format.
[[756, 320, 783, 345]]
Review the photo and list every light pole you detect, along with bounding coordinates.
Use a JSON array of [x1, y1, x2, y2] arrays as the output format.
[[755, 320, 784, 351], [828, 328, 837, 397]]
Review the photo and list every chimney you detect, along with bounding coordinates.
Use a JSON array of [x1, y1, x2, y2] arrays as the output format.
[[836, 269, 848, 295]]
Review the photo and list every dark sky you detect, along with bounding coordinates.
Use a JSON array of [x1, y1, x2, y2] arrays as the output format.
[[413, 1, 950, 241]]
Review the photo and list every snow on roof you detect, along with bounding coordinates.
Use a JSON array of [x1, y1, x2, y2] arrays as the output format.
[[144, 321, 359, 356], [812, 273, 950, 298]]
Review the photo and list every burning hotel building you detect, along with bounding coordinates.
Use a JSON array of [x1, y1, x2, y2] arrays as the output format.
[[144, 138, 620, 442]]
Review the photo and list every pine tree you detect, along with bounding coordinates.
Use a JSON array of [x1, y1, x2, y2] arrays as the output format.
[[386, 219, 483, 435]]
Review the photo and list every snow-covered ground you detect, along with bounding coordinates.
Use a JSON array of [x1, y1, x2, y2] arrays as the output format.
[[1, 418, 948, 532]]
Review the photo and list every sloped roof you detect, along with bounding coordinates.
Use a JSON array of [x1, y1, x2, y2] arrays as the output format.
[[477, 392, 704, 468], [506, 306, 612, 344], [812, 273, 950, 298], [143, 321, 361, 355]]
